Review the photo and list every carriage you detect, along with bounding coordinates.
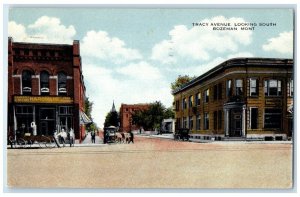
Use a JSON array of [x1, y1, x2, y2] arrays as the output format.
[[8, 133, 58, 149], [103, 126, 117, 144]]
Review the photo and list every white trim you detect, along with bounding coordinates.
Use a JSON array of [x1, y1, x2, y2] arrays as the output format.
[[31, 75, 40, 78], [12, 75, 21, 78], [50, 76, 58, 79], [67, 76, 73, 79]]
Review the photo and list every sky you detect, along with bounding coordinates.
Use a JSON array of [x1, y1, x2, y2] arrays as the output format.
[[7, 7, 294, 129]]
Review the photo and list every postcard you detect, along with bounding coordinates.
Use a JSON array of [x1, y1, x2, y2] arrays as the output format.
[[5, 6, 294, 190]]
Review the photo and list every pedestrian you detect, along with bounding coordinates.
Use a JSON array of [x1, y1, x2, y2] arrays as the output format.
[[129, 131, 134, 144], [139, 128, 141, 134], [91, 130, 96, 143]]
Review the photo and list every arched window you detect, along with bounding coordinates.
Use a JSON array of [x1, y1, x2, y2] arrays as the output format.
[[40, 71, 50, 95], [22, 70, 32, 95], [58, 72, 67, 95]]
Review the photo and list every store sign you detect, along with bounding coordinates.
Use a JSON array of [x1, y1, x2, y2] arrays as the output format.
[[14, 96, 73, 104]]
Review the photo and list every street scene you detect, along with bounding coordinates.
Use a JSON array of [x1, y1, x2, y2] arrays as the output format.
[[7, 135, 292, 188], [5, 7, 294, 190]]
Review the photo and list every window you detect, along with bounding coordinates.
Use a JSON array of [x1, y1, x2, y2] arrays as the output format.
[[226, 80, 232, 97], [175, 100, 180, 111], [250, 108, 258, 129], [218, 110, 222, 129], [204, 89, 209, 103], [22, 70, 32, 95], [182, 98, 187, 109], [213, 111, 217, 130], [264, 108, 281, 129], [15, 106, 33, 114], [204, 112, 209, 130], [195, 92, 201, 105], [196, 115, 201, 130], [183, 117, 187, 128], [214, 83, 223, 100], [188, 95, 193, 107], [59, 106, 73, 115], [40, 71, 50, 95], [250, 78, 259, 96], [288, 79, 293, 97], [176, 118, 181, 129], [264, 79, 282, 96], [235, 79, 243, 96], [58, 72, 67, 96], [189, 116, 193, 129]]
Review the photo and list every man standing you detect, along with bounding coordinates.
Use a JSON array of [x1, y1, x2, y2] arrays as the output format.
[[91, 130, 96, 143]]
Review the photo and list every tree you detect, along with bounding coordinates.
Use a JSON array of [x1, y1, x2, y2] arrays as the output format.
[[85, 97, 96, 132], [171, 75, 196, 92], [104, 111, 119, 128], [131, 101, 175, 130]]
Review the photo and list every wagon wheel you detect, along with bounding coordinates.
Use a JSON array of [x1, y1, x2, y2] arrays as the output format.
[[38, 136, 51, 148], [46, 137, 57, 148], [16, 138, 27, 148]]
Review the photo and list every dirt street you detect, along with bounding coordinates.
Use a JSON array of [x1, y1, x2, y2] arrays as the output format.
[[6, 137, 293, 189]]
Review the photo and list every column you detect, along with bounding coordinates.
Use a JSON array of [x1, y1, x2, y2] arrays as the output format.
[[242, 105, 246, 137], [224, 108, 230, 137]]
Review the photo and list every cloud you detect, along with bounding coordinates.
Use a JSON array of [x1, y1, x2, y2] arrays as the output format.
[[81, 30, 142, 64], [8, 16, 76, 44], [116, 61, 162, 80], [82, 62, 172, 128], [262, 31, 293, 54], [151, 16, 253, 64]]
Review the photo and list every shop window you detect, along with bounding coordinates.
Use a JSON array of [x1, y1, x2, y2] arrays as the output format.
[[218, 110, 222, 129], [59, 106, 73, 115], [250, 108, 258, 129], [204, 89, 209, 103], [250, 78, 259, 96], [235, 79, 243, 96], [226, 80, 232, 97], [40, 108, 55, 120], [204, 112, 209, 130], [183, 117, 187, 128], [264, 79, 282, 96], [213, 111, 217, 130], [196, 115, 201, 130], [22, 70, 32, 95], [40, 71, 50, 95], [58, 72, 67, 96], [264, 108, 282, 129], [189, 116, 193, 129]]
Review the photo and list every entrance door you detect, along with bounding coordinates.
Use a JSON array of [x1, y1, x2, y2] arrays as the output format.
[[230, 109, 242, 137], [39, 108, 56, 136]]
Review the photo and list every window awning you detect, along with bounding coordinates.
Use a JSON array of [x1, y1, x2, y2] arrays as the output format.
[[80, 111, 92, 125]]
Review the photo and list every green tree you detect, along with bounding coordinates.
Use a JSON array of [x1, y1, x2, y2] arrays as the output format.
[[104, 111, 119, 128], [85, 97, 97, 132], [131, 101, 174, 130], [171, 75, 196, 92]]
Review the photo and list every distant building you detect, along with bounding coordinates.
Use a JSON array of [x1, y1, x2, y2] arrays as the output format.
[[7, 37, 91, 142], [119, 103, 150, 132], [172, 58, 293, 141]]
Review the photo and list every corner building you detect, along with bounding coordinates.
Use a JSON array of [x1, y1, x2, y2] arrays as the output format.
[[7, 38, 89, 142], [173, 58, 293, 140]]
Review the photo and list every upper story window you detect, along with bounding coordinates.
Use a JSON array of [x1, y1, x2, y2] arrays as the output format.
[[175, 100, 180, 111], [58, 72, 67, 96], [226, 80, 232, 97], [188, 95, 193, 107], [182, 98, 187, 109], [195, 92, 201, 105], [250, 78, 259, 97], [204, 89, 209, 103], [40, 71, 50, 96], [235, 79, 243, 96], [288, 79, 293, 97], [213, 83, 223, 100], [22, 70, 32, 95], [264, 79, 282, 96]]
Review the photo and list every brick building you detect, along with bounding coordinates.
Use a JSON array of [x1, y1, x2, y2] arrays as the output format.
[[173, 58, 293, 141], [119, 104, 149, 132], [7, 37, 91, 142]]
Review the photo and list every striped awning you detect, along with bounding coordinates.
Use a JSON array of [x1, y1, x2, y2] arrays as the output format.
[[80, 111, 92, 125]]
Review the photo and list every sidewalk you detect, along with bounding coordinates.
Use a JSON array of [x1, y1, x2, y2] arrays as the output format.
[[78, 132, 106, 147]]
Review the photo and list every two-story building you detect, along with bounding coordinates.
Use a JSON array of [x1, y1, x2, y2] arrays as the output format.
[[7, 37, 91, 142], [173, 58, 293, 141]]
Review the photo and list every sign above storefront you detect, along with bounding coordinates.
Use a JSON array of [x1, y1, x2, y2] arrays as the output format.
[[14, 96, 74, 104]]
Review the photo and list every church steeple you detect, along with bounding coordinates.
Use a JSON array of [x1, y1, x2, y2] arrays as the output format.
[[111, 100, 116, 112]]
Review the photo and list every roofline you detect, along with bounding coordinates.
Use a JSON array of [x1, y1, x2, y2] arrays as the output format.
[[172, 57, 293, 95]]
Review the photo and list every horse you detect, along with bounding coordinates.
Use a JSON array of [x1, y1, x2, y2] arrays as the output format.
[[115, 132, 125, 143], [124, 132, 131, 144]]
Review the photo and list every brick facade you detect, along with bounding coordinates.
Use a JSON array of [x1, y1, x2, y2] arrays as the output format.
[[7, 37, 88, 142], [119, 104, 150, 132]]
